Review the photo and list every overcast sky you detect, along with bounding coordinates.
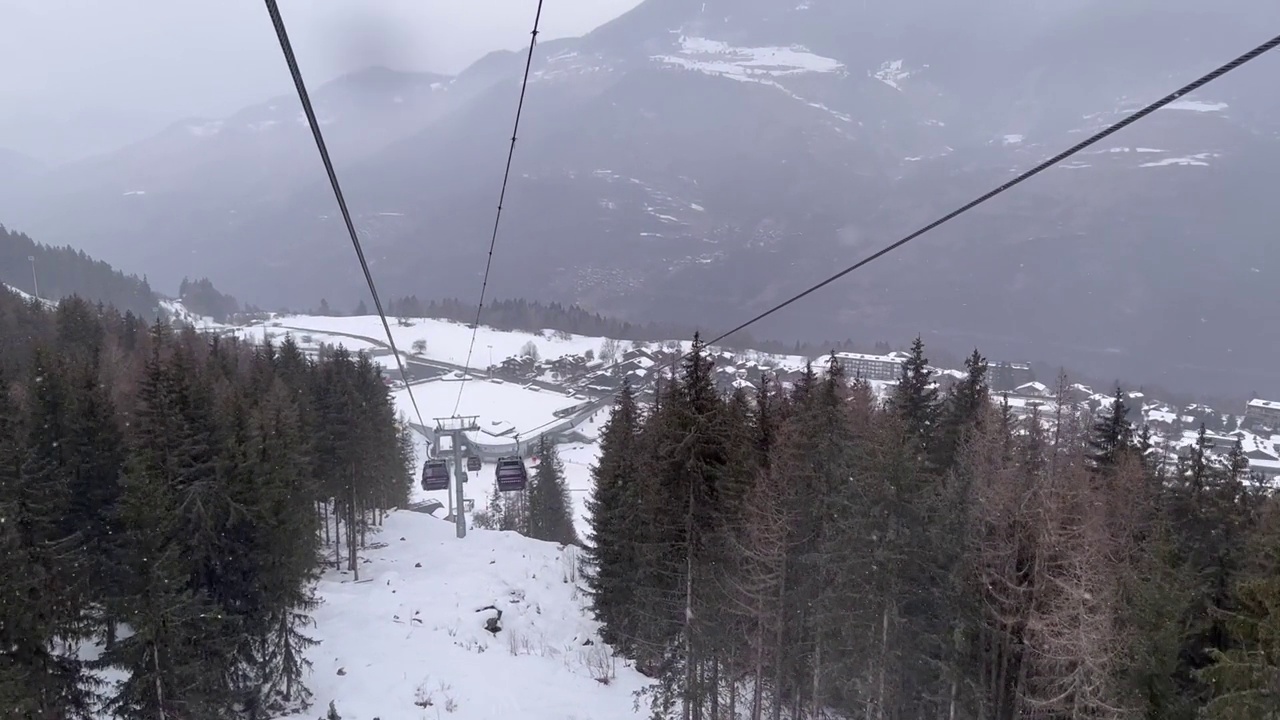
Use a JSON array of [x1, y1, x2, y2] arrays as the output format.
[[0, 0, 640, 143]]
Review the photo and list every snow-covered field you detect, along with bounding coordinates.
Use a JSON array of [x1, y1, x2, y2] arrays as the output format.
[[244, 315, 612, 367], [393, 378, 585, 438], [279, 511, 648, 720]]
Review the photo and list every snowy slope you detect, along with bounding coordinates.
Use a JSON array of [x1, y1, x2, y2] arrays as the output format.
[[158, 298, 221, 329], [3, 282, 57, 309], [281, 511, 647, 720]]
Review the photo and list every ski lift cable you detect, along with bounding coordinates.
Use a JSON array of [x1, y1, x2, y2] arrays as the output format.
[[264, 0, 427, 430], [513, 32, 1280, 437], [451, 0, 547, 418]]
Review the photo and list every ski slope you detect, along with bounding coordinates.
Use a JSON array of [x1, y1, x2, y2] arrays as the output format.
[[281, 511, 648, 720]]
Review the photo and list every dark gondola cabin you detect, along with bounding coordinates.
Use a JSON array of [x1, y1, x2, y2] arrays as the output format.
[[494, 457, 528, 492], [421, 459, 450, 492], [467, 456, 482, 472]]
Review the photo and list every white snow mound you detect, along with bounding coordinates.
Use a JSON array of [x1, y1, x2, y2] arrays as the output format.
[[280, 511, 647, 720]]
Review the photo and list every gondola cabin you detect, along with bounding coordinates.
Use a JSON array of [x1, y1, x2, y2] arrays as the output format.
[[494, 456, 529, 492], [421, 459, 450, 492], [466, 456, 482, 472]]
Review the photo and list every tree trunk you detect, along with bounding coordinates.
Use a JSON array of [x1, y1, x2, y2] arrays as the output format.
[[333, 500, 341, 569], [770, 555, 786, 720], [682, 476, 697, 720], [752, 615, 766, 720], [153, 642, 167, 720], [812, 637, 822, 719], [877, 605, 890, 720]]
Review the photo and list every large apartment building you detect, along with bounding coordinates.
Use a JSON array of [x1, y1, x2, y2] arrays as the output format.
[[832, 352, 906, 381], [1245, 398, 1280, 429]]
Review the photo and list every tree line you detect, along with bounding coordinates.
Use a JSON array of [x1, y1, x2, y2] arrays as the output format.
[[0, 287, 415, 719], [583, 335, 1279, 720]]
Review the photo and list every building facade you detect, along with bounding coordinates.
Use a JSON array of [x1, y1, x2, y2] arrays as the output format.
[[832, 352, 905, 381], [990, 361, 1036, 392], [1246, 398, 1280, 429]]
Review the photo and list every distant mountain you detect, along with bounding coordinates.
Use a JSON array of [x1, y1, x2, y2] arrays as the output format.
[[5, 0, 1280, 396], [0, 106, 172, 165], [0, 147, 41, 199]]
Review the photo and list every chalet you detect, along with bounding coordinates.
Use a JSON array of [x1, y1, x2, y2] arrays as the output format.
[[1014, 381, 1052, 398]]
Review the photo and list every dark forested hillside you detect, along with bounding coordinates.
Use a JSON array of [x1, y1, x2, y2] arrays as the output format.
[[0, 225, 158, 318], [0, 285, 414, 718], [179, 276, 242, 322], [583, 337, 1280, 719]]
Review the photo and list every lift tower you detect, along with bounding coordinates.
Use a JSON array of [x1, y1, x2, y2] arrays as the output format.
[[434, 415, 479, 539]]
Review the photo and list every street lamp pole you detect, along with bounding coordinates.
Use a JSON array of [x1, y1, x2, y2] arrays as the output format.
[[28, 256, 39, 300]]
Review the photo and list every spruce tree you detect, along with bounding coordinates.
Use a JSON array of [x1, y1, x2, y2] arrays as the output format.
[[62, 353, 126, 644], [1200, 495, 1280, 718], [889, 335, 939, 448], [241, 381, 321, 714], [7, 348, 101, 717], [105, 334, 232, 719], [584, 380, 642, 649], [1089, 387, 1134, 468], [931, 348, 989, 471], [527, 434, 578, 545]]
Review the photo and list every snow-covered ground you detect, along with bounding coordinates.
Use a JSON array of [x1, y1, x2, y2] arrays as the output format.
[[393, 378, 584, 435], [3, 282, 57, 309], [279, 511, 647, 720], [243, 315, 612, 367]]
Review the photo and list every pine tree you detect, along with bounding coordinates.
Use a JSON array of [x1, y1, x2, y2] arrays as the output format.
[[527, 435, 578, 545], [931, 348, 989, 471], [5, 348, 101, 717], [240, 381, 321, 714], [889, 335, 939, 448], [62, 353, 126, 644], [105, 333, 233, 719], [584, 380, 643, 649], [1200, 495, 1280, 718], [1090, 387, 1135, 468]]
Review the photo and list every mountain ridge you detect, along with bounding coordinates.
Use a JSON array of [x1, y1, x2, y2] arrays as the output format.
[[3, 0, 1278, 396]]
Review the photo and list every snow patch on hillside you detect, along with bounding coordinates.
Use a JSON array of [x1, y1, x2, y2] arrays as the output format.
[[651, 36, 851, 126], [186, 120, 224, 137], [653, 35, 844, 81], [871, 59, 914, 90], [159, 298, 220, 329], [1140, 152, 1217, 168], [1164, 99, 1228, 113], [3, 283, 56, 309]]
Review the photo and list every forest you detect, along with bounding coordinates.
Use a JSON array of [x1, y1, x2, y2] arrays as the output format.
[[0, 226, 158, 319], [178, 276, 244, 322], [0, 287, 416, 718], [584, 337, 1280, 720]]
